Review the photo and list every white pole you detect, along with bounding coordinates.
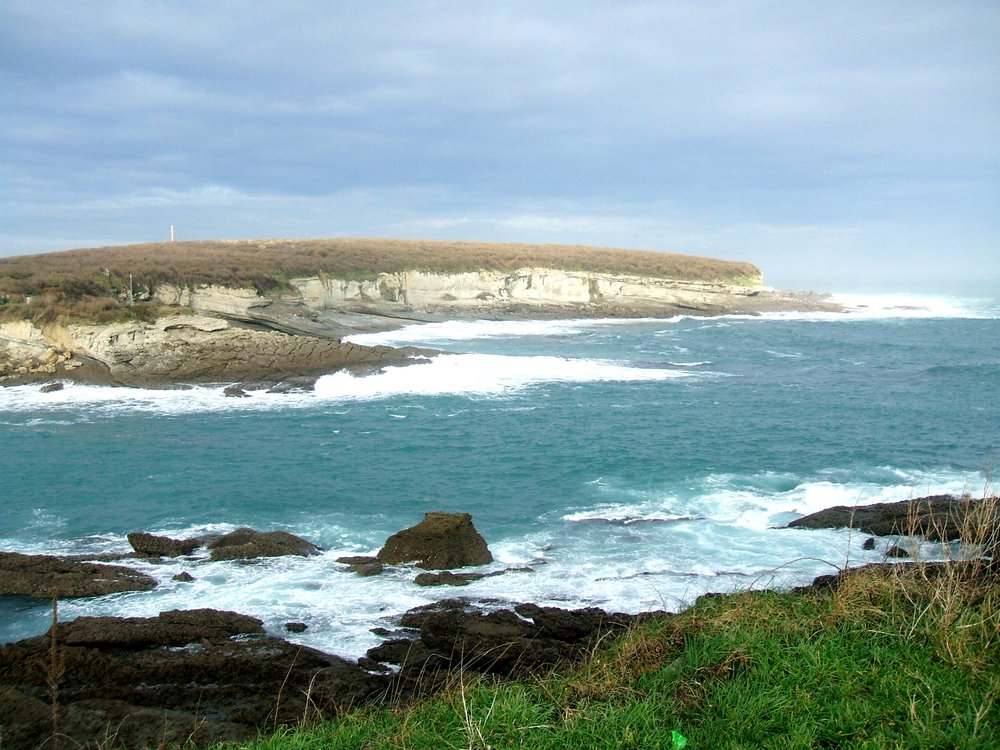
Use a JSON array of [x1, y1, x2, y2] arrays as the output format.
[[170, 225, 175, 242]]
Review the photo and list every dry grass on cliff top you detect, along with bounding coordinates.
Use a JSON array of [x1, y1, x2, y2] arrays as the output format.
[[0, 238, 761, 300]]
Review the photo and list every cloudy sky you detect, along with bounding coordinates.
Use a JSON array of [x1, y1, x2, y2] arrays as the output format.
[[2, 1, 997, 291]]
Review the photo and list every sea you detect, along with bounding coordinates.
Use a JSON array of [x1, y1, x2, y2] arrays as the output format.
[[1, 292, 998, 660]]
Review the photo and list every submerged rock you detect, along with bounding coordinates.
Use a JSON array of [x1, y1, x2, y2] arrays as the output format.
[[0, 552, 157, 598], [208, 527, 320, 561], [377, 512, 493, 570], [414, 566, 532, 587], [337, 555, 384, 576]]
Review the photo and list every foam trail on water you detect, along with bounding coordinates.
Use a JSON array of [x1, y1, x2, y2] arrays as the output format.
[[0, 353, 691, 414], [345, 317, 666, 347], [314, 352, 690, 399]]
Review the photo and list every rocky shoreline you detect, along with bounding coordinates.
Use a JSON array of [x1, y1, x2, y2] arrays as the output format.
[[1, 498, 995, 748], [1, 271, 841, 388]]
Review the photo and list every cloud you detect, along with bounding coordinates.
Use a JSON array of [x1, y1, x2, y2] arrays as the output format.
[[1, 1, 997, 290]]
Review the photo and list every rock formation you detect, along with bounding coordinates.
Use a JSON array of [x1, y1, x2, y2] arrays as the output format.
[[0, 609, 387, 748], [0, 552, 156, 598], [207, 527, 321, 561], [367, 599, 641, 679], [1, 260, 841, 387], [787, 494, 999, 543], [377, 512, 493, 569], [127, 531, 199, 558]]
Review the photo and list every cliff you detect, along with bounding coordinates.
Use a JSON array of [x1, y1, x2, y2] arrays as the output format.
[[152, 266, 832, 332], [0, 241, 839, 386], [0, 314, 406, 386]]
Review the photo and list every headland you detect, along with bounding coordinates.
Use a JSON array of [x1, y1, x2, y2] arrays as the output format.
[[0, 238, 840, 386]]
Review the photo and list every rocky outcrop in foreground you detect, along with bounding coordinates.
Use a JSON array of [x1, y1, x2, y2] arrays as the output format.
[[0, 609, 386, 749], [0, 601, 644, 749], [367, 599, 642, 681]]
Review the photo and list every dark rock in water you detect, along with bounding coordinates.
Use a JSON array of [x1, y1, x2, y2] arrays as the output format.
[[337, 555, 379, 565], [208, 527, 320, 560], [0, 608, 388, 749], [267, 376, 318, 393], [377, 511, 493, 569], [39, 381, 64, 393], [885, 544, 911, 559], [127, 531, 199, 558], [337, 555, 383, 575], [414, 566, 532, 587], [223, 384, 249, 397], [414, 570, 485, 586], [787, 494, 999, 543], [285, 621, 307, 633], [0, 552, 157, 598], [172, 571, 195, 582], [862, 537, 876, 550], [351, 561, 384, 576], [368, 600, 640, 679]]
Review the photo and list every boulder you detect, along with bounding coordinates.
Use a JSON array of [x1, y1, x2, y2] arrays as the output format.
[[0, 552, 157, 598], [208, 528, 320, 561], [172, 571, 195, 582], [39, 381, 64, 393], [377, 512, 493, 569], [285, 621, 307, 633], [127, 531, 199, 558], [223, 384, 250, 397]]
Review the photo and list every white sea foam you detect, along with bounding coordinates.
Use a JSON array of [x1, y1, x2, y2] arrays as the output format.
[[0, 353, 692, 414], [561, 468, 982, 533], [744, 293, 997, 322], [345, 317, 663, 347], [5, 465, 981, 658], [313, 352, 689, 399]]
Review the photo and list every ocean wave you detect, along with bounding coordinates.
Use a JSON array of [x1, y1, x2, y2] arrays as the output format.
[[0, 353, 693, 414], [562, 467, 985, 532], [310, 353, 691, 399], [344, 317, 664, 346]]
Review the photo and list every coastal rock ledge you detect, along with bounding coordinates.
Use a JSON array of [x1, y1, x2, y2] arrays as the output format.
[[0, 552, 156, 598]]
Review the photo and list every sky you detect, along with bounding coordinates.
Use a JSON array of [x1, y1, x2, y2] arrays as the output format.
[[1, 1, 998, 292]]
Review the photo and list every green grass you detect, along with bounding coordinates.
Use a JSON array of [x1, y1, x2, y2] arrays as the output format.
[[225, 556, 999, 750]]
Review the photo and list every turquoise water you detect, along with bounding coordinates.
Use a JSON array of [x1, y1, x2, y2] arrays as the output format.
[[1, 293, 998, 657]]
